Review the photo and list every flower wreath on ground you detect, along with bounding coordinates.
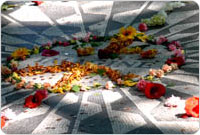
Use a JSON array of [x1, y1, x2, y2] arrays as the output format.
[[1, 2, 198, 129]]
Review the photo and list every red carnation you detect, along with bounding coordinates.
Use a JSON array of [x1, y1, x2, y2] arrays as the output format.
[[166, 56, 185, 67], [1, 116, 6, 129], [63, 42, 70, 47], [24, 90, 48, 109], [41, 49, 59, 57], [32, 1, 44, 6], [138, 23, 148, 32], [144, 82, 166, 99], [185, 97, 199, 118]]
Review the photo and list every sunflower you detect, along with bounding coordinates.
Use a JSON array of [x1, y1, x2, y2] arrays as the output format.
[[11, 48, 30, 60], [118, 26, 137, 41]]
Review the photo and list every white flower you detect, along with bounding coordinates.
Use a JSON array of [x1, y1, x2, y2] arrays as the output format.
[[164, 95, 183, 107], [163, 2, 185, 12], [1, 108, 16, 120], [172, 2, 185, 8], [158, 10, 168, 18], [105, 81, 114, 90]]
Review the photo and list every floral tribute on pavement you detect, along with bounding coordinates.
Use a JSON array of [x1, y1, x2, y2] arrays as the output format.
[[1, 1, 199, 129]]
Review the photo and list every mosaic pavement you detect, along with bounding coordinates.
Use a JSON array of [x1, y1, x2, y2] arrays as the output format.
[[1, 1, 199, 134]]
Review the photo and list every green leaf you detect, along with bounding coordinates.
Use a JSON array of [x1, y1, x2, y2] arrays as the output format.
[[97, 69, 106, 76], [72, 85, 80, 92], [72, 45, 79, 50], [89, 73, 97, 77], [81, 43, 87, 47], [110, 53, 119, 59], [166, 82, 176, 87], [91, 42, 101, 47], [93, 82, 101, 88]]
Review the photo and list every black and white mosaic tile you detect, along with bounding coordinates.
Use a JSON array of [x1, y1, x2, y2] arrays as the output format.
[[1, 1, 199, 134]]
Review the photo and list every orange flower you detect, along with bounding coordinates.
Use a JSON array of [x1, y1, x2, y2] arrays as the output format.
[[43, 82, 51, 89], [25, 81, 35, 89], [162, 64, 172, 73], [1, 66, 12, 76], [149, 69, 157, 76], [156, 69, 164, 78]]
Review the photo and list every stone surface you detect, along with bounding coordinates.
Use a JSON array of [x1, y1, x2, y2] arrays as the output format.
[[1, 1, 199, 134]]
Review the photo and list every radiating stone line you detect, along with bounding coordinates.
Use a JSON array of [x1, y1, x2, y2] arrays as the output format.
[[165, 22, 199, 37], [82, 1, 113, 36], [102, 90, 147, 134], [128, 1, 149, 27], [71, 92, 86, 134], [71, 1, 86, 36], [32, 93, 79, 134]]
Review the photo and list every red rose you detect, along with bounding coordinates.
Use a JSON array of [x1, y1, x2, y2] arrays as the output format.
[[166, 57, 185, 67], [138, 23, 148, 32], [185, 97, 199, 118], [41, 49, 59, 57], [144, 82, 166, 99]]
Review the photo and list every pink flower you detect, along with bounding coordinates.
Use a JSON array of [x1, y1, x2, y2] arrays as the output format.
[[170, 63, 178, 70], [83, 32, 91, 42], [105, 81, 114, 90], [168, 44, 176, 51], [138, 23, 148, 32], [173, 49, 184, 58], [25, 81, 35, 89], [162, 64, 172, 73], [137, 79, 148, 92], [156, 69, 164, 78], [117, 78, 124, 85], [149, 69, 157, 76], [156, 36, 168, 45], [93, 35, 98, 40], [171, 41, 181, 48], [41, 49, 59, 57], [15, 80, 26, 89]]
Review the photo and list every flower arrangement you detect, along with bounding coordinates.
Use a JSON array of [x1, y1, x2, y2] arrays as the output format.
[[1, 5, 194, 120], [140, 49, 158, 59], [77, 46, 94, 56], [185, 97, 199, 118], [11, 48, 30, 60], [24, 89, 48, 108], [137, 79, 166, 99], [141, 1, 186, 27]]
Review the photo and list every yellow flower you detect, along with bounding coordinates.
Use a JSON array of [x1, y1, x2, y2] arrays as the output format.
[[124, 80, 137, 87], [12, 72, 21, 80], [54, 60, 58, 65], [11, 48, 30, 59], [118, 26, 137, 41], [137, 33, 148, 42], [33, 46, 39, 54]]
